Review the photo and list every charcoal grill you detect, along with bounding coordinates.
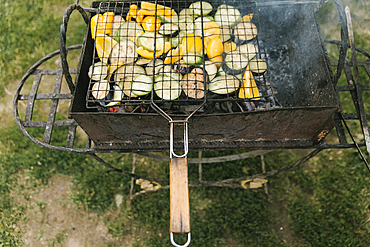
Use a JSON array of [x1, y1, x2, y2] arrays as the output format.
[[13, 0, 370, 246]]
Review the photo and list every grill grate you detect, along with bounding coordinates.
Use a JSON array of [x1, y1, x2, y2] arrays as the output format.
[[85, 0, 276, 115]]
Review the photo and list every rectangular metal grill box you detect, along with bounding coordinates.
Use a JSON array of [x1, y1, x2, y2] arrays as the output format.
[[69, 0, 340, 152]]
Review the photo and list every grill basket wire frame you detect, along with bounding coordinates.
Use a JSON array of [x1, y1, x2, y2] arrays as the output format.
[[86, 0, 274, 115], [13, 0, 370, 245]]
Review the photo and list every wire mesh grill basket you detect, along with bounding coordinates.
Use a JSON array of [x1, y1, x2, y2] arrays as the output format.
[[85, 0, 275, 116]]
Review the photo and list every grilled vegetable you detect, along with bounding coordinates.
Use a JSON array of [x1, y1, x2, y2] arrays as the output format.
[[181, 68, 207, 99], [225, 50, 249, 71], [135, 58, 152, 65], [137, 32, 165, 51], [154, 75, 182, 100], [105, 85, 124, 107], [158, 11, 179, 24], [178, 17, 195, 33], [158, 65, 183, 81], [189, 1, 213, 16], [110, 40, 138, 65], [179, 8, 195, 19], [136, 41, 171, 59], [233, 22, 257, 42], [239, 66, 260, 100], [204, 21, 221, 41], [223, 40, 237, 54], [220, 25, 232, 42], [182, 33, 203, 54], [90, 12, 115, 39], [237, 43, 258, 59], [214, 5, 241, 27], [249, 58, 267, 74], [206, 37, 223, 67], [159, 23, 179, 36], [164, 45, 183, 65], [95, 35, 118, 65], [200, 60, 218, 81], [114, 64, 146, 82], [141, 16, 162, 32], [111, 15, 126, 37], [169, 31, 186, 48], [129, 74, 153, 96], [182, 52, 203, 66], [114, 21, 143, 42], [208, 75, 240, 94], [193, 16, 213, 37], [146, 59, 164, 75], [91, 80, 110, 100], [88, 62, 109, 81]]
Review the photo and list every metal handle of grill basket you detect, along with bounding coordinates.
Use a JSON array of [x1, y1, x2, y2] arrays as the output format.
[[169, 121, 191, 247], [60, 3, 89, 93]]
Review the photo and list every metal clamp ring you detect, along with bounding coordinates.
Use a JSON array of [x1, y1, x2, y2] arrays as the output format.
[[170, 232, 191, 247]]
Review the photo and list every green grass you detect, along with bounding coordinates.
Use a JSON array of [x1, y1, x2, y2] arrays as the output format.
[[1, 0, 370, 246]]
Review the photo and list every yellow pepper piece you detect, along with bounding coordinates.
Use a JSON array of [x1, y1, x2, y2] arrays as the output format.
[[90, 12, 114, 39], [164, 44, 183, 64], [239, 66, 261, 100], [141, 1, 175, 16], [141, 16, 161, 32], [223, 40, 237, 54], [204, 21, 221, 41], [242, 14, 254, 22], [126, 4, 138, 21], [95, 35, 117, 64], [206, 37, 223, 67], [136, 42, 171, 59], [181, 33, 203, 53]]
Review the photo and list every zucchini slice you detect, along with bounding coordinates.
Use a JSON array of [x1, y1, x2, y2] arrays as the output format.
[[234, 22, 257, 41], [220, 25, 232, 42], [169, 31, 186, 48], [129, 74, 153, 96], [91, 80, 110, 100], [88, 62, 109, 81], [181, 68, 207, 99], [135, 58, 152, 65], [146, 59, 164, 76], [114, 21, 143, 42], [182, 52, 203, 66], [158, 65, 183, 81], [113, 64, 146, 82], [159, 23, 179, 36], [179, 8, 195, 19], [214, 5, 241, 27], [237, 43, 258, 59], [249, 58, 267, 74], [154, 75, 182, 100], [225, 50, 249, 71], [189, 1, 213, 16], [201, 60, 218, 81], [178, 17, 195, 33], [110, 40, 138, 66], [209, 75, 240, 94], [111, 15, 126, 39], [105, 85, 124, 107], [158, 11, 179, 24], [137, 32, 165, 51], [193, 16, 213, 37]]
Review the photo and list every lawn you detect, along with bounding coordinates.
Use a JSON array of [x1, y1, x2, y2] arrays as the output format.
[[1, 0, 370, 246]]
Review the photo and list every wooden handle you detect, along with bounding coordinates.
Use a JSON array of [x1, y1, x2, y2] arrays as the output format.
[[170, 157, 190, 233]]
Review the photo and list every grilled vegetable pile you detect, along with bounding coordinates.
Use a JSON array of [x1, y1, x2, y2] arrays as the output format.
[[88, 1, 267, 104]]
